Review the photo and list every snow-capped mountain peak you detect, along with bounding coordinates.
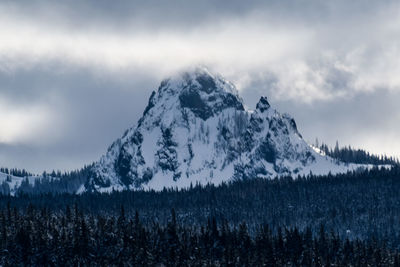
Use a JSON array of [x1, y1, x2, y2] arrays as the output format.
[[86, 67, 367, 192], [141, 66, 244, 124]]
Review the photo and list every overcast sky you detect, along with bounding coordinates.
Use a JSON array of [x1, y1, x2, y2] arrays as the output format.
[[1, 0, 400, 173]]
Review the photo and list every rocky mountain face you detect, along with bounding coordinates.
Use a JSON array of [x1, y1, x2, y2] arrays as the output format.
[[84, 67, 360, 192]]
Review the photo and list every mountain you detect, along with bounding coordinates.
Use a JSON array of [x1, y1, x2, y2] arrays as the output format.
[[81, 66, 365, 193]]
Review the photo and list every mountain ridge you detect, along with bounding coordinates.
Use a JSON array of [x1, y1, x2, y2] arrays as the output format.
[[85, 66, 367, 193]]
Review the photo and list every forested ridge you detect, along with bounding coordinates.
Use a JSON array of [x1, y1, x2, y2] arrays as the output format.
[[316, 140, 399, 166]]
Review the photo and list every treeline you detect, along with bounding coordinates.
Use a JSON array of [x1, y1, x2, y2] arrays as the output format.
[[17, 165, 93, 195], [0, 167, 33, 178], [316, 140, 399, 165], [1, 166, 400, 249], [0, 165, 93, 195], [0, 205, 399, 266]]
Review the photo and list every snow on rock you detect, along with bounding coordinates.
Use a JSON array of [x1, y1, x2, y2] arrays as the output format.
[[85, 66, 372, 192]]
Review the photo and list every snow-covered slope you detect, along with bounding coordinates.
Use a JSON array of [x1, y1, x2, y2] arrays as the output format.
[[85, 67, 367, 192], [0, 172, 39, 195]]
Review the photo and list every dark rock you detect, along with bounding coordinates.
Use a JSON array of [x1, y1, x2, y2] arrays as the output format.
[[256, 97, 270, 112], [141, 168, 153, 183], [221, 126, 231, 141], [179, 89, 213, 120], [220, 94, 244, 111], [115, 146, 133, 186], [257, 140, 277, 163], [142, 91, 156, 117], [131, 131, 143, 146], [196, 73, 217, 93]]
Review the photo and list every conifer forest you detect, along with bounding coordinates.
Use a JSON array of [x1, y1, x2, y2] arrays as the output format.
[[1, 165, 400, 265]]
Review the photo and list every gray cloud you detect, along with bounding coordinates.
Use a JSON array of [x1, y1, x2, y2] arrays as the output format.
[[0, 62, 156, 172], [0, 0, 399, 172]]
